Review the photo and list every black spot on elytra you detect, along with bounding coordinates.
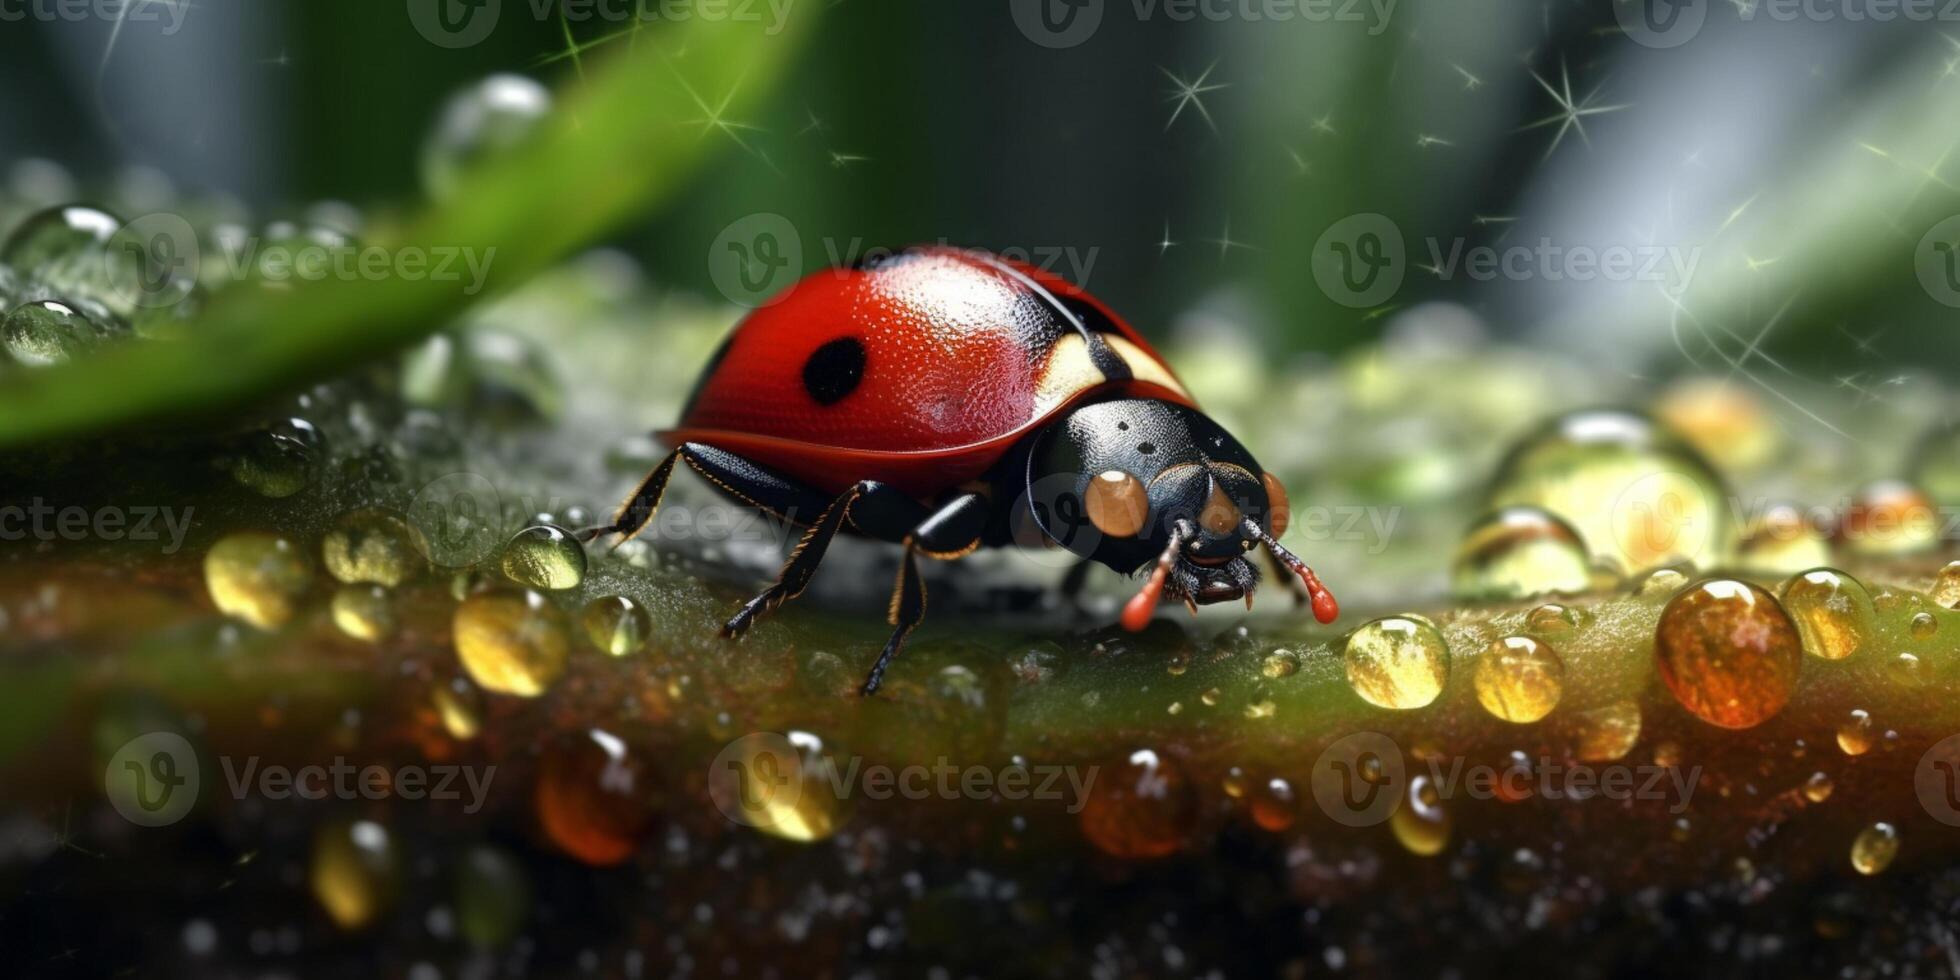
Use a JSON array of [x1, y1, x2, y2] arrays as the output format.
[[1137, 441, 1156, 455], [803, 337, 866, 406]]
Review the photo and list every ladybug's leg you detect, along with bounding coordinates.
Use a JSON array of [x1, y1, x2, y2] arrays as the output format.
[[861, 543, 924, 695], [579, 443, 832, 546], [579, 449, 681, 546], [1058, 559, 1095, 611], [721, 481, 926, 639], [858, 491, 986, 694]]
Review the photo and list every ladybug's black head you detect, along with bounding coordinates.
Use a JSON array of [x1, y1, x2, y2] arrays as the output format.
[[1024, 398, 1336, 627]]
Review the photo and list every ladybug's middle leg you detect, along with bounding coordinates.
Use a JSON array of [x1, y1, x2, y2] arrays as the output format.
[[721, 480, 928, 640], [858, 491, 988, 694]]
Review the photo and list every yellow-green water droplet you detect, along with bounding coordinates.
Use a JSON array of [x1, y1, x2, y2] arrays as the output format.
[[1850, 822, 1899, 875], [422, 74, 553, 202], [1655, 579, 1802, 730], [1486, 408, 1735, 574], [310, 819, 400, 931], [1527, 602, 1581, 633], [1840, 480, 1939, 557], [220, 417, 325, 499], [1200, 687, 1221, 707], [453, 589, 570, 696], [1891, 652, 1925, 687], [1390, 774, 1451, 857], [204, 531, 312, 630], [499, 524, 585, 590], [455, 845, 530, 949], [330, 584, 396, 642], [322, 507, 424, 586], [1779, 568, 1873, 661], [708, 730, 853, 843], [1343, 615, 1450, 710], [1803, 771, 1834, 803], [1737, 502, 1833, 576], [3, 298, 103, 367], [1566, 699, 1643, 762], [1933, 561, 1960, 609], [1243, 696, 1277, 720], [1838, 708, 1874, 756], [581, 595, 649, 657], [1912, 612, 1939, 639], [1473, 635, 1564, 724], [1637, 567, 1690, 597], [1222, 767, 1249, 799], [431, 678, 482, 740], [1450, 506, 1592, 600], [1261, 649, 1300, 679]]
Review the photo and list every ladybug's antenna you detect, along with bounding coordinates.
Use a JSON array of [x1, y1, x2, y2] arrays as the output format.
[[1243, 517, 1339, 625], [1121, 521, 1192, 632]]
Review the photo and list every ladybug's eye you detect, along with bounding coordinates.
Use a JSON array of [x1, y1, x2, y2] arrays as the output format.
[[1261, 472, 1292, 538], [1084, 470, 1149, 539]]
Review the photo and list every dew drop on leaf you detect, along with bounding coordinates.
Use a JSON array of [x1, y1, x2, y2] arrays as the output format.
[[1655, 579, 1802, 729], [1779, 568, 1873, 661], [499, 524, 586, 591], [1473, 635, 1564, 724], [534, 728, 652, 865], [1450, 506, 1592, 600], [204, 530, 313, 631], [1849, 821, 1899, 875], [309, 819, 400, 931], [1342, 614, 1450, 710], [453, 590, 570, 696]]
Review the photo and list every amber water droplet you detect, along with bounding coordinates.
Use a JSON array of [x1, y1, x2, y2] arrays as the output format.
[[1779, 568, 1874, 661], [1486, 409, 1735, 573], [1850, 822, 1899, 875], [499, 524, 586, 590], [1389, 774, 1451, 857], [1840, 481, 1939, 556], [1803, 771, 1834, 803], [453, 590, 570, 696], [711, 730, 852, 842], [1737, 502, 1833, 576], [1250, 778, 1296, 832], [1221, 767, 1248, 799], [1933, 561, 1960, 609], [204, 531, 313, 630], [1527, 602, 1581, 634], [1911, 612, 1939, 639], [581, 595, 650, 657], [1654, 377, 1777, 471], [1837, 709, 1874, 756], [432, 679, 482, 740], [1654, 741, 1682, 768], [1655, 579, 1802, 729], [1261, 649, 1300, 679], [1450, 506, 1593, 600], [1078, 749, 1197, 860], [322, 507, 425, 586], [535, 728, 652, 866], [1473, 635, 1564, 724], [330, 584, 396, 642], [309, 819, 400, 930], [1567, 700, 1643, 762], [1342, 615, 1450, 710], [1637, 567, 1690, 597]]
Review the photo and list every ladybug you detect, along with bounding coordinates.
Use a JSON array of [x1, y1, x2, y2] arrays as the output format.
[[583, 246, 1337, 694]]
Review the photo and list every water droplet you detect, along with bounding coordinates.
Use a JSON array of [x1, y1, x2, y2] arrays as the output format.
[[1779, 568, 1873, 661], [1849, 822, 1899, 875], [309, 819, 400, 930], [1342, 615, 1450, 710], [1803, 771, 1834, 803], [500, 524, 586, 591], [581, 595, 649, 657], [2, 298, 104, 366], [1389, 774, 1451, 856], [1527, 602, 1581, 633], [1637, 567, 1690, 597], [1473, 635, 1564, 723], [1932, 561, 1960, 610], [422, 74, 553, 201], [219, 417, 325, 499], [1566, 700, 1643, 762], [1243, 696, 1277, 720], [718, 730, 852, 843], [1486, 409, 1735, 574], [1451, 506, 1593, 600], [1199, 687, 1221, 707], [1261, 649, 1300, 679], [330, 585, 396, 642], [1250, 777, 1296, 832], [0, 204, 124, 308], [453, 590, 570, 697], [1837, 709, 1874, 756], [1221, 767, 1248, 798], [1654, 741, 1682, 768], [431, 679, 482, 740], [1737, 502, 1833, 576], [1912, 612, 1939, 639], [535, 728, 652, 865], [1840, 480, 1939, 557], [1891, 652, 1926, 687], [204, 531, 313, 630], [1653, 377, 1777, 472], [455, 845, 529, 949], [322, 508, 425, 586], [1078, 749, 1196, 860], [1655, 579, 1802, 729]]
